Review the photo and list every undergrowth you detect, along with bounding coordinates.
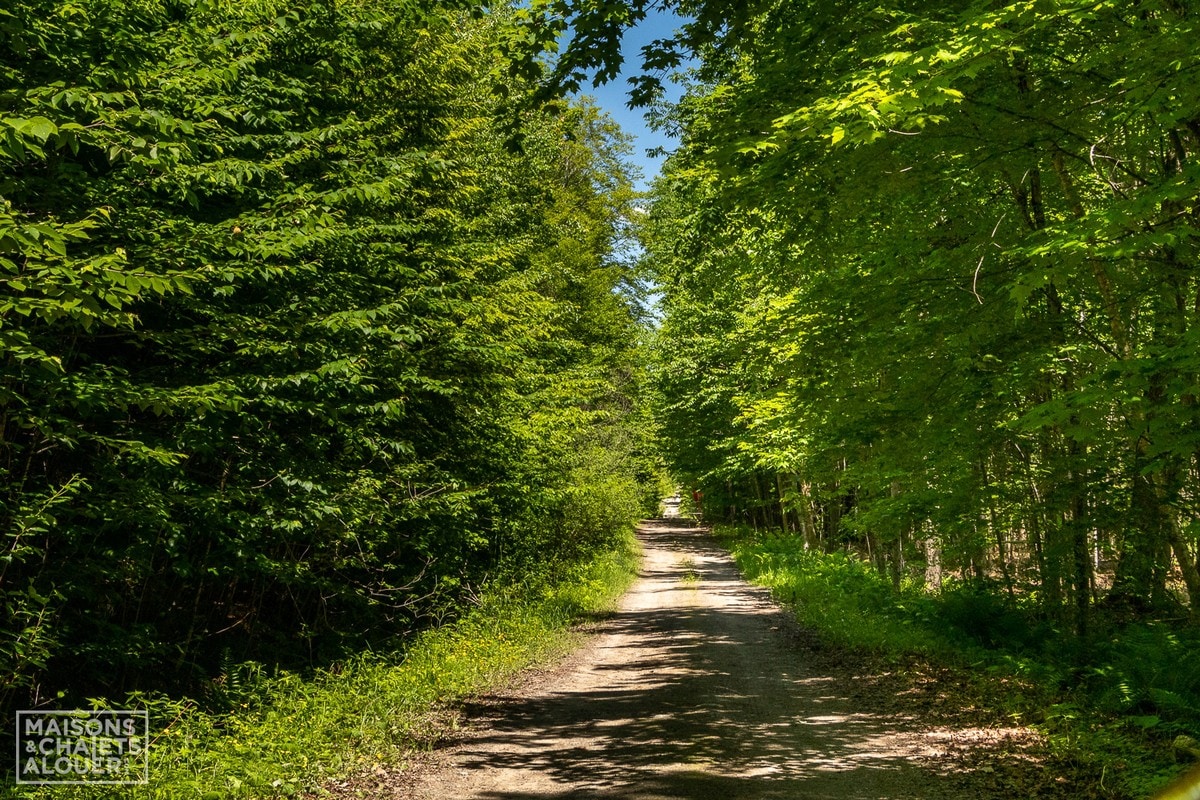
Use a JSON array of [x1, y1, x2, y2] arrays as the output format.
[[716, 525, 1199, 800], [2, 531, 640, 800]]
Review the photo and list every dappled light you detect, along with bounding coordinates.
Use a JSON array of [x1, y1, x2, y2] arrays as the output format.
[[403, 520, 1047, 800], [5, 1, 1199, 796]]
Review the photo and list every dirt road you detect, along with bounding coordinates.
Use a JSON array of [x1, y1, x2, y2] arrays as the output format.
[[399, 512, 1066, 799]]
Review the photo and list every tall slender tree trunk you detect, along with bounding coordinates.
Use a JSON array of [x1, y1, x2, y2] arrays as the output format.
[[775, 472, 791, 535], [1166, 512, 1200, 616], [980, 459, 1016, 599], [888, 480, 904, 590], [825, 486, 842, 554], [1115, 466, 1168, 610], [751, 472, 766, 531], [924, 531, 942, 592], [889, 531, 904, 592], [797, 478, 820, 550], [1068, 445, 1091, 637]]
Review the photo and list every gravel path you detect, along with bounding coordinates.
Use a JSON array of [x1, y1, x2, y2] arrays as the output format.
[[396, 508, 1044, 799]]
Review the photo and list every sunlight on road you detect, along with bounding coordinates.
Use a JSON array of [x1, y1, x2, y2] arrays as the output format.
[[405, 519, 1036, 799]]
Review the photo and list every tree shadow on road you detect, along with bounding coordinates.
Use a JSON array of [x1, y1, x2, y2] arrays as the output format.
[[442, 520, 1001, 799]]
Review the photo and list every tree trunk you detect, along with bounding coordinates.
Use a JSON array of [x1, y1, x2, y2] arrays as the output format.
[[797, 478, 820, 551], [1113, 468, 1167, 610], [924, 532, 942, 592], [1166, 511, 1200, 616], [889, 531, 904, 592], [751, 472, 766, 531], [980, 459, 1016, 600], [1067, 438, 1092, 637], [825, 484, 842, 553], [775, 472, 791, 535]]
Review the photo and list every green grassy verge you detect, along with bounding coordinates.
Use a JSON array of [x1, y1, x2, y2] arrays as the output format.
[[715, 525, 1198, 800], [3, 531, 640, 800]]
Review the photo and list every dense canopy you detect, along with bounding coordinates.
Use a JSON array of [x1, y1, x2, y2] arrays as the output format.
[[4, 0, 1200, 794], [565, 0, 1200, 627], [1, 0, 657, 712]]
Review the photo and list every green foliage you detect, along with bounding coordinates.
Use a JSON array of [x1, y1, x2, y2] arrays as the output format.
[[719, 523, 1200, 797], [0, 530, 639, 799], [0, 0, 656, 730], [633, 0, 1200, 635], [720, 527, 948, 655], [937, 581, 1052, 653], [1087, 624, 1200, 731]]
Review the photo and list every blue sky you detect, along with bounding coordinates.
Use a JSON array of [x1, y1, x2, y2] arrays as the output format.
[[574, 6, 691, 192]]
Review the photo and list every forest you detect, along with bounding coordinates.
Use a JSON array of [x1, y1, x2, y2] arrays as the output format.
[[0, 0, 658, 720], [3, 0, 1200, 797], [633, 0, 1200, 792], [645, 0, 1200, 631]]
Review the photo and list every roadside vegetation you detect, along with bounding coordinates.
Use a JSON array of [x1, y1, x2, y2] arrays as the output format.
[[539, 1, 1200, 797], [717, 523, 1198, 799], [1, 0, 660, 793], [1, 531, 639, 800], [7, 1, 1200, 798]]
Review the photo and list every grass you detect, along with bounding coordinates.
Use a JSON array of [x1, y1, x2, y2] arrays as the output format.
[[714, 524, 1200, 800], [3, 531, 640, 800], [677, 556, 702, 585]]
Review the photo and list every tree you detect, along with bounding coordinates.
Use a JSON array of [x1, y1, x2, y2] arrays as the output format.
[[579, 0, 1200, 624], [1, 0, 655, 713]]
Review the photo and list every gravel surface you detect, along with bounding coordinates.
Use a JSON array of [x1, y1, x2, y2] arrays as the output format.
[[375, 510, 1076, 800]]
